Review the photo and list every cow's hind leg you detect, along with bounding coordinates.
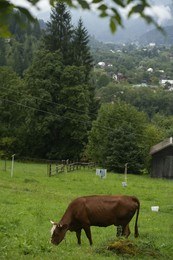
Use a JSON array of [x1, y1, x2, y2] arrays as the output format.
[[83, 226, 93, 245], [76, 229, 82, 245], [116, 225, 122, 237]]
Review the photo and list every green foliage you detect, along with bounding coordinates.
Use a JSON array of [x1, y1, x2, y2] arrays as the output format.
[[18, 4, 96, 160], [0, 1, 163, 37], [3, 13, 42, 76], [0, 163, 173, 259], [21, 48, 93, 159], [142, 124, 164, 171], [97, 73, 110, 88], [0, 137, 16, 158], [8, 40, 25, 76], [152, 113, 173, 138], [0, 66, 25, 140], [86, 101, 163, 173], [20, 49, 63, 158], [97, 82, 173, 119], [54, 65, 91, 158], [0, 4, 97, 161], [0, 38, 6, 66]]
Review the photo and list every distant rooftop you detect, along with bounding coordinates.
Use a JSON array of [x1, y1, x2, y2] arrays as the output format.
[[150, 137, 173, 155]]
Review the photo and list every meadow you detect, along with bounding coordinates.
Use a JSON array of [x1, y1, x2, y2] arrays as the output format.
[[0, 160, 173, 259]]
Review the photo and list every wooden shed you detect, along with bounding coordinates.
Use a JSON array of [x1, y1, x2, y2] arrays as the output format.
[[150, 137, 173, 179]]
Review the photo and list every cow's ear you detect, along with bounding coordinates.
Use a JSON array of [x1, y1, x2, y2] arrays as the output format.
[[61, 224, 68, 230]]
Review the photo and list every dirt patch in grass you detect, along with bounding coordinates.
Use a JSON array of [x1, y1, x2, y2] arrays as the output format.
[[96, 238, 164, 259]]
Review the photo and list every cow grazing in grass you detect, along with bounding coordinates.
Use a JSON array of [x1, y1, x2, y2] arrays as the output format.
[[50, 195, 140, 246]]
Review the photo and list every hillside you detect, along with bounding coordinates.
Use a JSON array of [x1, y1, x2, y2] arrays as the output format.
[[139, 25, 173, 45]]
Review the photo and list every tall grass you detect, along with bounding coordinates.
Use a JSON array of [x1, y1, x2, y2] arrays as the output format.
[[0, 160, 173, 259]]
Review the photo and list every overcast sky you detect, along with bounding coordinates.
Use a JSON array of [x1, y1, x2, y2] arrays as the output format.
[[11, 0, 51, 14]]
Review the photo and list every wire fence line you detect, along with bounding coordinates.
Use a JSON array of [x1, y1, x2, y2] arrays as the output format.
[[47, 161, 96, 177], [0, 157, 96, 177]]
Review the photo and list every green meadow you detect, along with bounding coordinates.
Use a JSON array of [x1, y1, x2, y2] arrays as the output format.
[[0, 160, 173, 259]]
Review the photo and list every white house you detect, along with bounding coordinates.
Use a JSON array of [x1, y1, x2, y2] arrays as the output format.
[[160, 79, 173, 88], [148, 42, 156, 47], [160, 79, 173, 86], [147, 68, 153, 73], [97, 62, 106, 67]]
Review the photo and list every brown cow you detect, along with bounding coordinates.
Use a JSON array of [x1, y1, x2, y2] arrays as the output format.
[[50, 195, 140, 246]]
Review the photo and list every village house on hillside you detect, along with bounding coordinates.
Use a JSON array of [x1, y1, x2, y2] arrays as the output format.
[[150, 137, 173, 179], [160, 79, 173, 90]]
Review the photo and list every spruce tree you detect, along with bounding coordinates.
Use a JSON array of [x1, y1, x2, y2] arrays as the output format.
[[5, 12, 41, 76], [0, 38, 6, 66], [73, 18, 93, 78], [43, 2, 74, 65], [72, 18, 99, 120], [21, 4, 99, 159], [10, 40, 25, 76], [22, 49, 91, 159]]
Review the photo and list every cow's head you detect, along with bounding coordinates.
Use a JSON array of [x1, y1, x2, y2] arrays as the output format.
[[50, 220, 68, 245]]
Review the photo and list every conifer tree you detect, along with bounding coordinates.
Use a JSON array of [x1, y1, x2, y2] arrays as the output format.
[[5, 12, 41, 76], [10, 40, 25, 76], [73, 18, 93, 78], [0, 38, 6, 66], [43, 2, 74, 65], [20, 4, 99, 159], [72, 18, 99, 119]]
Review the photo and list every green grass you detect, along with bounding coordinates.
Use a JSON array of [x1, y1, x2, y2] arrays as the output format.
[[0, 160, 173, 259]]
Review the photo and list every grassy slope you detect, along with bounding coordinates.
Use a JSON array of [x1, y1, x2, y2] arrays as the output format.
[[0, 161, 173, 259]]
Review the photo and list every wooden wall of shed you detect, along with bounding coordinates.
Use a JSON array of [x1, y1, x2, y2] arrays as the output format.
[[150, 146, 173, 179]]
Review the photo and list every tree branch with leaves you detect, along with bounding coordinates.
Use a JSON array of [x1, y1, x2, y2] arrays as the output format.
[[0, 0, 163, 37]]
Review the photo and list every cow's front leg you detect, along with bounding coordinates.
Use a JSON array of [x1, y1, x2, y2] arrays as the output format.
[[76, 229, 82, 245], [84, 226, 93, 245], [122, 224, 131, 238]]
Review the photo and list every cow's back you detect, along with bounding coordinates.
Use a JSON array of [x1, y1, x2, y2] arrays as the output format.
[[68, 195, 139, 228]]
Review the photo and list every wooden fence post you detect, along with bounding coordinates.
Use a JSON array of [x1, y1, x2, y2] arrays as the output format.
[[56, 164, 58, 174], [47, 163, 51, 177]]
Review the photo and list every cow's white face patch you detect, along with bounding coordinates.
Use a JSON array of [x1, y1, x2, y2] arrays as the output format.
[[51, 225, 56, 236]]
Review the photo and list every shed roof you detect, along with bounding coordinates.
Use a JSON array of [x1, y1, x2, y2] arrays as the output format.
[[150, 137, 173, 155]]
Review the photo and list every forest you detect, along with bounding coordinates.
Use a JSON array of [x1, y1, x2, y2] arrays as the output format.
[[1, 2, 173, 174]]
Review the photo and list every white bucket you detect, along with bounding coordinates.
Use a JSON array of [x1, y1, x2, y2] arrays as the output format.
[[151, 206, 159, 212], [122, 181, 127, 187]]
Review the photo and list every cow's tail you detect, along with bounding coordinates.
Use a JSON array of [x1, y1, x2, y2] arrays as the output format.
[[134, 198, 140, 237]]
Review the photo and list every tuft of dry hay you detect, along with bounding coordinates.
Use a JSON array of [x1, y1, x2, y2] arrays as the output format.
[[107, 239, 138, 256], [106, 238, 163, 258], [95, 238, 163, 259]]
